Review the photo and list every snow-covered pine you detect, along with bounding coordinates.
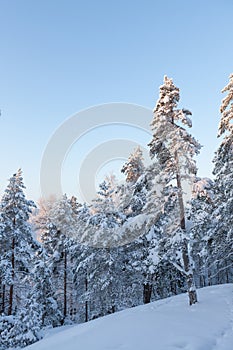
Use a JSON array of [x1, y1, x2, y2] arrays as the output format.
[[6, 292, 42, 348], [80, 180, 126, 248], [40, 195, 77, 325], [73, 180, 146, 319], [148, 76, 201, 305], [84, 247, 123, 319], [0, 315, 15, 349], [29, 247, 62, 327], [121, 146, 145, 184], [210, 73, 233, 283], [186, 177, 215, 287], [118, 148, 147, 222], [31, 196, 56, 241], [0, 169, 38, 316], [0, 170, 41, 348], [218, 73, 233, 136], [148, 76, 201, 183], [74, 218, 130, 321]]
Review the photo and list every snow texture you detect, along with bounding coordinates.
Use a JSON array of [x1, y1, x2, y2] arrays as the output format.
[[25, 284, 233, 350]]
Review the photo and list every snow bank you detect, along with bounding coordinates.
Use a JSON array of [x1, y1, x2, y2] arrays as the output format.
[[25, 284, 233, 350]]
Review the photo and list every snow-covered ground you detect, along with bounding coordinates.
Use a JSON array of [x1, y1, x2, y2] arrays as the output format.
[[26, 284, 233, 350]]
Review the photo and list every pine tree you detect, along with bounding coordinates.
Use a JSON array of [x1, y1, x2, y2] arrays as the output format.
[[30, 247, 62, 327], [121, 146, 145, 184], [148, 76, 201, 305], [42, 195, 76, 324], [85, 247, 120, 318], [73, 244, 91, 323], [210, 73, 233, 283], [0, 169, 37, 316], [74, 183, 131, 319], [119, 157, 153, 219], [187, 177, 215, 287], [7, 293, 42, 348], [80, 181, 125, 248]]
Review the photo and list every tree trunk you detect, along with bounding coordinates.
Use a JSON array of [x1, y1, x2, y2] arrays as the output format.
[[176, 170, 185, 230], [143, 283, 152, 304], [85, 277, 88, 322], [182, 241, 197, 305], [175, 152, 197, 306], [8, 237, 15, 315], [63, 249, 67, 322], [111, 305, 115, 314], [0, 283, 5, 314], [225, 261, 229, 283]]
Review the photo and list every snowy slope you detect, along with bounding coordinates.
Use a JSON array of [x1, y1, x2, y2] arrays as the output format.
[[26, 284, 233, 350]]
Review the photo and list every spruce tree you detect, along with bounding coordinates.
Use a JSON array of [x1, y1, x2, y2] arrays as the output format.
[[0, 169, 37, 316], [42, 195, 76, 324], [30, 247, 62, 327], [80, 181, 125, 248]]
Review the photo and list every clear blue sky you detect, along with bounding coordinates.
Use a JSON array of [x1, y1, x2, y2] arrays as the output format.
[[0, 0, 232, 202]]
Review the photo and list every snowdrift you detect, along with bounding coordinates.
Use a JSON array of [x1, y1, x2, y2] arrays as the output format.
[[25, 284, 233, 350]]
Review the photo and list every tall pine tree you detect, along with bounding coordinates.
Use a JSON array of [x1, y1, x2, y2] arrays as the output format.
[[148, 76, 201, 305], [211, 73, 233, 283], [0, 169, 37, 316]]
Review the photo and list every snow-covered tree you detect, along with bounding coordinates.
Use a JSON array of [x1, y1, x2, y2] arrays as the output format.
[[119, 161, 155, 220], [148, 76, 201, 305], [42, 195, 77, 324], [80, 181, 125, 248], [121, 146, 145, 184], [29, 247, 62, 327], [0, 170, 42, 348], [187, 177, 215, 287], [6, 294, 42, 348], [0, 169, 37, 316], [31, 196, 56, 241], [218, 73, 233, 136], [210, 73, 233, 283]]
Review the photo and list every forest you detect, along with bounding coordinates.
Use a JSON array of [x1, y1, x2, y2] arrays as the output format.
[[0, 74, 233, 349]]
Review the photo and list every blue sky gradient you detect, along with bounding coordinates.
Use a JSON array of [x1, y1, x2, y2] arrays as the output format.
[[0, 0, 232, 201]]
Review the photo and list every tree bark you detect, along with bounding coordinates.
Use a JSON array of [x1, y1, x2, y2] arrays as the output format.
[[8, 237, 15, 315], [182, 240, 197, 305], [143, 283, 152, 304], [0, 283, 5, 314], [175, 151, 197, 306], [111, 305, 115, 313], [63, 249, 67, 322], [85, 277, 88, 322]]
